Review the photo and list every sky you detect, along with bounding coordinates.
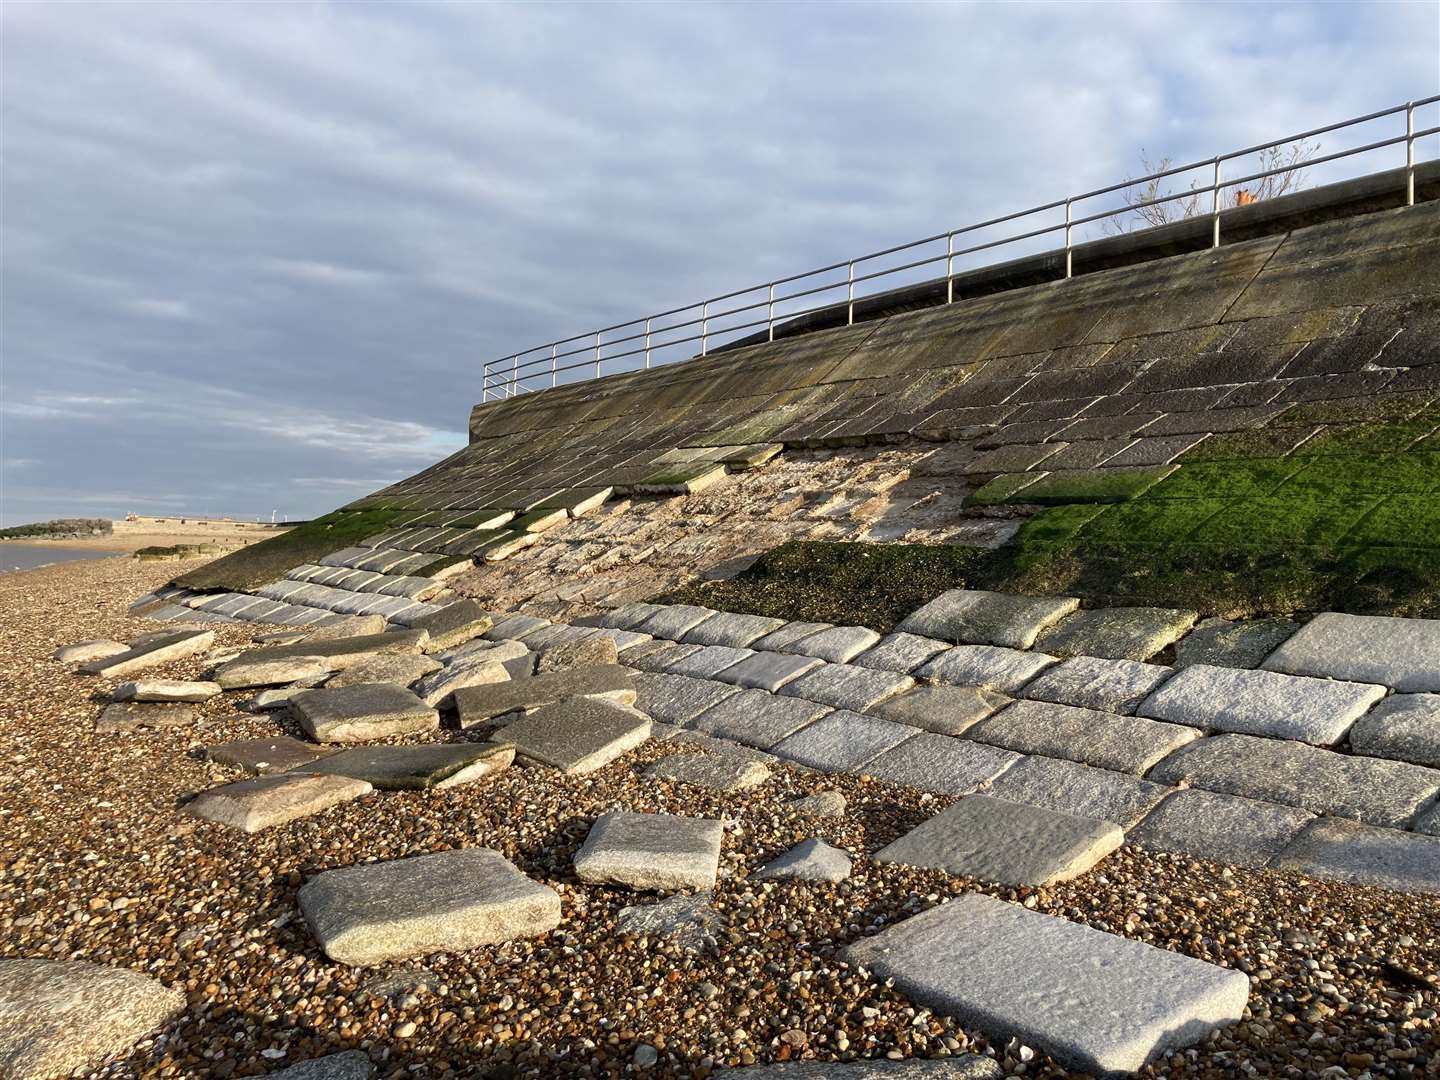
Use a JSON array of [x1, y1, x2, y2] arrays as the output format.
[[2, 1, 1437, 526]]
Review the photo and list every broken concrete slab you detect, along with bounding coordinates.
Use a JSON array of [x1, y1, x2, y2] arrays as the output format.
[[1271, 816, 1440, 894], [862, 733, 1020, 796], [1021, 655, 1174, 714], [0, 958, 187, 1080], [784, 625, 883, 663], [95, 701, 196, 733], [1128, 788, 1315, 869], [51, 639, 127, 664], [875, 794, 1122, 885], [264, 1051, 376, 1080], [412, 653, 510, 709], [112, 679, 221, 703], [756, 838, 852, 882], [1137, 663, 1386, 744], [679, 611, 786, 648], [686, 690, 830, 749], [845, 893, 1249, 1073], [500, 696, 650, 773], [897, 589, 1078, 649], [305, 614, 389, 640], [787, 790, 847, 818], [187, 773, 372, 832], [299, 847, 561, 965], [915, 645, 1057, 695], [710, 650, 822, 692], [630, 672, 741, 725], [206, 735, 335, 775], [646, 752, 771, 792], [297, 742, 514, 789], [79, 628, 215, 678], [615, 892, 723, 951], [536, 634, 619, 673], [1173, 616, 1299, 669], [778, 663, 913, 712], [214, 655, 333, 690], [290, 683, 440, 744], [1036, 606, 1198, 661], [227, 629, 429, 675], [573, 810, 723, 891], [249, 675, 328, 710], [772, 710, 917, 772], [1262, 611, 1440, 692], [851, 632, 951, 674], [407, 600, 494, 652], [325, 653, 442, 690], [1149, 733, 1440, 829], [967, 699, 1199, 774], [1347, 693, 1440, 766], [986, 755, 1172, 829], [870, 685, 1009, 736], [454, 665, 636, 729]]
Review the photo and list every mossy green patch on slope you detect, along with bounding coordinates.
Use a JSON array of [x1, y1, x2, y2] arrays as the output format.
[[174, 508, 414, 592]]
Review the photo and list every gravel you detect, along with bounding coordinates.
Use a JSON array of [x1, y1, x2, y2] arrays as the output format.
[[1, 556, 1437, 1079]]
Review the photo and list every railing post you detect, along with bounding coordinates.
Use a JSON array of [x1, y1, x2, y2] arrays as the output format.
[[946, 233, 954, 304], [510, 353, 519, 397], [1211, 157, 1222, 249], [767, 284, 775, 342], [1406, 101, 1416, 207], [550, 344, 557, 388], [594, 332, 602, 379], [1064, 198, 1073, 279], [701, 301, 709, 356], [846, 261, 855, 326], [644, 318, 652, 368]]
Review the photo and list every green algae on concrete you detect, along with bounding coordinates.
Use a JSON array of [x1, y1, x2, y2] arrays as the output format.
[[1000, 465, 1177, 506]]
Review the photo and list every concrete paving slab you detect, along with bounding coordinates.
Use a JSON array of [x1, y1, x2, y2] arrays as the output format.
[[500, 697, 650, 773], [967, 699, 1199, 774], [453, 665, 635, 729], [1138, 663, 1386, 744], [772, 711, 918, 772], [1037, 606, 1197, 661], [862, 733, 1020, 795], [778, 663, 913, 712], [784, 625, 883, 663], [646, 752, 771, 792], [631, 672, 742, 725], [851, 632, 951, 674], [112, 679, 221, 703], [1347, 692, 1440, 766], [686, 690, 830, 749], [79, 629, 215, 678], [299, 847, 561, 965], [407, 600, 494, 652], [1262, 611, 1440, 692], [871, 685, 1009, 736], [986, 755, 1173, 828], [297, 742, 515, 789], [290, 684, 440, 744], [711, 650, 822, 692], [187, 773, 372, 832], [875, 794, 1122, 885], [680, 611, 786, 648], [1129, 788, 1315, 869], [614, 893, 723, 952], [223, 630, 428, 677], [1271, 816, 1440, 893], [484, 614, 551, 641], [756, 838, 852, 882], [206, 735, 335, 775], [582, 603, 666, 631], [1021, 656, 1174, 714], [623, 641, 703, 673], [845, 893, 1250, 1073], [95, 702, 196, 733], [661, 645, 756, 679], [915, 645, 1057, 695], [573, 810, 723, 891], [750, 621, 835, 652], [897, 589, 1078, 649], [1149, 733, 1440, 828], [636, 604, 719, 641], [536, 634, 619, 673], [325, 654, 442, 690]]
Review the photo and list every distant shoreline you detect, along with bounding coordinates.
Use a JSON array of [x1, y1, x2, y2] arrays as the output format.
[[0, 519, 290, 555]]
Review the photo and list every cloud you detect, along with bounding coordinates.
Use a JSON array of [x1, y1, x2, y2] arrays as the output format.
[[1, 0, 1436, 523]]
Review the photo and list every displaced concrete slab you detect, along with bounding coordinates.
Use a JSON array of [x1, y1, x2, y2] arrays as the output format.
[[862, 733, 1020, 796], [1271, 816, 1440, 894], [680, 611, 786, 648], [187, 773, 372, 832], [1262, 612, 1440, 692], [967, 699, 1200, 775], [686, 690, 830, 749], [412, 653, 509, 709], [51, 639, 128, 664], [1138, 663, 1386, 744], [573, 810, 723, 891], [536, 634, 619, 673], [779, 663, 913, 712], [1347, 693, 1440, 766], [264, 1051, 376, 1080], [875, 794, 1122, 885], [1037, 606, 1197, 661], [484, 613, 551, 641], [630, 672, 741, 725], [298, 742, 514, 790], [1149, 733, 1440, 829], [1173, 617, 1300, 669], [215, 655, 333, 690], [95, 701, 196, 733], [784, 625, 883, 663], [325, 654, 441, 690], [851, 632, 951, 674], [845, 893, 1250, 1073], [647, 752, 771, 792], [986, 755, 1172, 829], [871, 685, 1009, 736], [1129, 788, 1315, 869], [112, 679, 221, 703], [1021, 656, 1173, 715], [786, 790, 847, 818], [299, 847, 561, 965], [79, 628, 215, 678], [772, 710, 917, 772], [206, 735, 335, 775], [756, 838, 852, 882], [454, 665, 636, 729], [898, 589, 1078, 649], [0, 959, 186, 1080], [615, 893, 723, 952], [916, 645, 1057, 695], [710, 650, 822, 692], [290, 683, 440, 744], [500, 697, 650, 773], [407, 600, 494, 652]]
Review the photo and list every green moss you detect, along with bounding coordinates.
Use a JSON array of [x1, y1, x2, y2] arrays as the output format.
[[1179, 427, 1317, 461], [1076, 499, 1228, 543], [1196, 496, 1383, 549], [997, 465, 1175, 505], [1013, 503, 1108, 543], [1346, 495, 1440, 547], [1147, 458, 1303, 499], [965, 472, 1045, 507], [1291, 419, 1437, 455], [174, 508, 413, 592], [1276, 452, 1440, 496]]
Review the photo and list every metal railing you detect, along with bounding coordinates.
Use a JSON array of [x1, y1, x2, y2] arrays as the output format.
[[482, 95, 1440, 402]]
